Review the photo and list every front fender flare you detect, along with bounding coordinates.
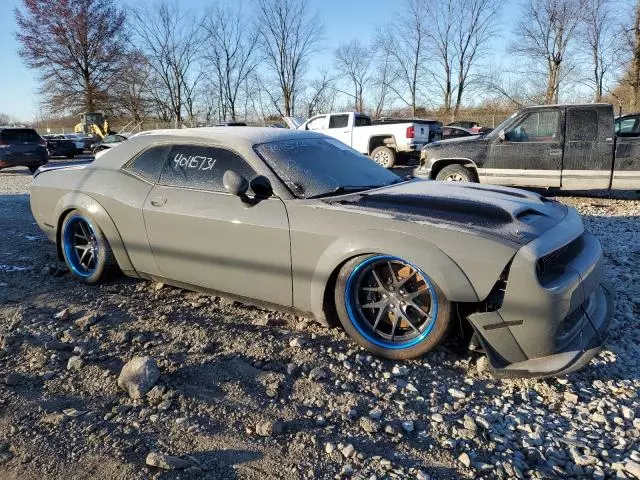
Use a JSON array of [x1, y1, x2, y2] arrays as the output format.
[[54, 192, 136, 275], [427, 158, 479, 179], [308, 229, 479, 321]]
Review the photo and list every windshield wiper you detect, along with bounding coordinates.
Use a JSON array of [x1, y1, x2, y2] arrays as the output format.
[[308, 185, 383, 199]]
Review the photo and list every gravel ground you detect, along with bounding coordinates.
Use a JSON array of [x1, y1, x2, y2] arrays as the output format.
[[0, 164, 639, 480]]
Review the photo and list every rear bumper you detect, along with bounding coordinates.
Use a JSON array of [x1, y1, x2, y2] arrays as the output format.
[[468, 208, 615, 378], [0, 149, 48, 168], [399, 142, 428, 154]]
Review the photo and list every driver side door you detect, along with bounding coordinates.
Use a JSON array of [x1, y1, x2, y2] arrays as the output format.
[[142, 143, 292, 306], [487, 108, 563, 187]]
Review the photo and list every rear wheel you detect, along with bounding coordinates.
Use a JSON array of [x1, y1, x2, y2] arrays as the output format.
[[61, 210, 116, 284], [436, 164, 474, 182], [334, 254, 452, 360], [371, 146, 396, 169]]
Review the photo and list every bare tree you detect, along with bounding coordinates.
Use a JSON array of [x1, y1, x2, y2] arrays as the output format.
[[255, 0, 323, 116], [452, 0, 504, 119], [111, 51, 152, 124], [132, 1, 205, 125], [14, 0, 126, 114], [203, 4, 260, 121], [621, 0, 640, 109], [578, 0, 617, 101], [334, 40, 372, 111], [371, 45, 396, 118], [511, 0, 584, 104], [303, 72, 336, 117], [378, 0, 429, 116], [426, 0, 456, 112], [0, 113, 20, 125]]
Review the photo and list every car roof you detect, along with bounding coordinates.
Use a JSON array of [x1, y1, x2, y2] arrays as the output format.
[[129, 126, 321, 144], [524, 103, 612, 109], [91, 127, 326, 170]]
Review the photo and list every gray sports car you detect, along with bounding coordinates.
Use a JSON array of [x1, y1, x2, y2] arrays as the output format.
[[30, 128, 614, 377]]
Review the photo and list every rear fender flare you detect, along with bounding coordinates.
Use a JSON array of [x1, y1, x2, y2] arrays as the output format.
[[309, 230, 479, 321], [54, 192, 135, 274], [368, 135, 397, 154]]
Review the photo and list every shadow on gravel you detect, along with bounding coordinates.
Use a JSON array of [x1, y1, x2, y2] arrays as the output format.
[[155, 449, 263, 479]]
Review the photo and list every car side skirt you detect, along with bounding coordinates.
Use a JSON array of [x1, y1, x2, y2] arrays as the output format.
[[137, 272, 320, 324]]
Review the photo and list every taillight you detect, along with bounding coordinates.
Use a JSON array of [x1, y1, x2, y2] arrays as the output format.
[[406, 126, 415, 139], [0, 139, 7, 149]]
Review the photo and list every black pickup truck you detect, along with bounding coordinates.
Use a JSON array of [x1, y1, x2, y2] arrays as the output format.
[[415, 103, 640, 190]]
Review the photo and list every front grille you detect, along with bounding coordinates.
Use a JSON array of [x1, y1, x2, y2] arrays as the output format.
[[536, 235, 583, 285]]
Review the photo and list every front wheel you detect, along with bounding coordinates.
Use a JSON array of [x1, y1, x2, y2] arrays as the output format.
[[370, 146, 396, 169], [435, 164, 475, 182], [61, 210, 116, 284], [334, 254, 452, 360]]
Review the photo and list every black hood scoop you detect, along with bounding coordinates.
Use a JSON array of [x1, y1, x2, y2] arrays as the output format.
[[329, 180, 568, 244]]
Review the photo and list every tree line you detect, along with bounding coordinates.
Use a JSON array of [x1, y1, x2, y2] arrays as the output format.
[[13, 0, 640, 126]]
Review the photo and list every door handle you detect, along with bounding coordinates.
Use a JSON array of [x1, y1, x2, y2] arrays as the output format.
[[549, 149, 562, 156], [150, 196, 167, 207], [343, 130, 350, 133]]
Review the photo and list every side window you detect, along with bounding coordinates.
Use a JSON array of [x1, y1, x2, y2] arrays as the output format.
[[103, 135, 115, 143], [306, 115, 327, 130], [616, 117, 640, 136], [124, 145, 171, 183], [568, 109, 598, 141], [329, 114, 349, 129], [354, 116, 371, 127], [159, 144, 257, 192], [507, 110, 559, 142]]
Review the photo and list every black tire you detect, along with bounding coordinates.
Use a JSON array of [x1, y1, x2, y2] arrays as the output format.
[[370, 146, 396, 169], [60, 210, 117, 284], [435, 164, 475, 182], [334, 254, 453, 360]]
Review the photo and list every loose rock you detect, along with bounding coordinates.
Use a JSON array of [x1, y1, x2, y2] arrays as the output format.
[[117, 356, 160, 399]]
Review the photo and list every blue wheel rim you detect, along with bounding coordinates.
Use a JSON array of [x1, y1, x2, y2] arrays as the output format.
[[63, 215, 98, 277], [345, 255, 438, 350]]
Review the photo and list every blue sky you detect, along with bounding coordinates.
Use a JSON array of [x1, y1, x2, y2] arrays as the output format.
[[1, 0, 521, 120]]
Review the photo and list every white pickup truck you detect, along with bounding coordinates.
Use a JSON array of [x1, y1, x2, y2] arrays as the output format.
[[287, 112, 442, 168]]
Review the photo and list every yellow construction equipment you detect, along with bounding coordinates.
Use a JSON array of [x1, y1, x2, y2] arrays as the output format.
[[74, 112, 110, 139]]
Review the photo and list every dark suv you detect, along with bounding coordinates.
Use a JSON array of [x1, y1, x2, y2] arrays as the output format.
[[0, 127, 49, 173]]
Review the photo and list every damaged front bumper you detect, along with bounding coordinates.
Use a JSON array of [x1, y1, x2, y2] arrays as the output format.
[[468, 207, 615, 378]]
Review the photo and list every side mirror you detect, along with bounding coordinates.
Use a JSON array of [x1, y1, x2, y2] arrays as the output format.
[[498, 130, 506, 142], [250, 175, 273, 198], [223, 170, 249, 196]]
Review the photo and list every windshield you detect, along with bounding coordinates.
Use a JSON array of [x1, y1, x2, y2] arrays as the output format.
[[254, 138, 400, 198], [485, 111, 519, 139]]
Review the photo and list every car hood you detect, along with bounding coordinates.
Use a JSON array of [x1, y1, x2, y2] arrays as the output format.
[[428, 135, 487, 148], [324, 180, 569, 245]]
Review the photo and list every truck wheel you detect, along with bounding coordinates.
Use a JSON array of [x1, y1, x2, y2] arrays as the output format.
[[371, 146, 396, 168], [436, 164, 474, 182]]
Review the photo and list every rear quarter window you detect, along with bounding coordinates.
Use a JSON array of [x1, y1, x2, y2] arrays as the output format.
[[124, 145, 171, 183]]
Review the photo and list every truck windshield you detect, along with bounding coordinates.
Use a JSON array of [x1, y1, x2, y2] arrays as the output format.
[[254, 138, 400, 198], [486, 111, 519, 139]]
